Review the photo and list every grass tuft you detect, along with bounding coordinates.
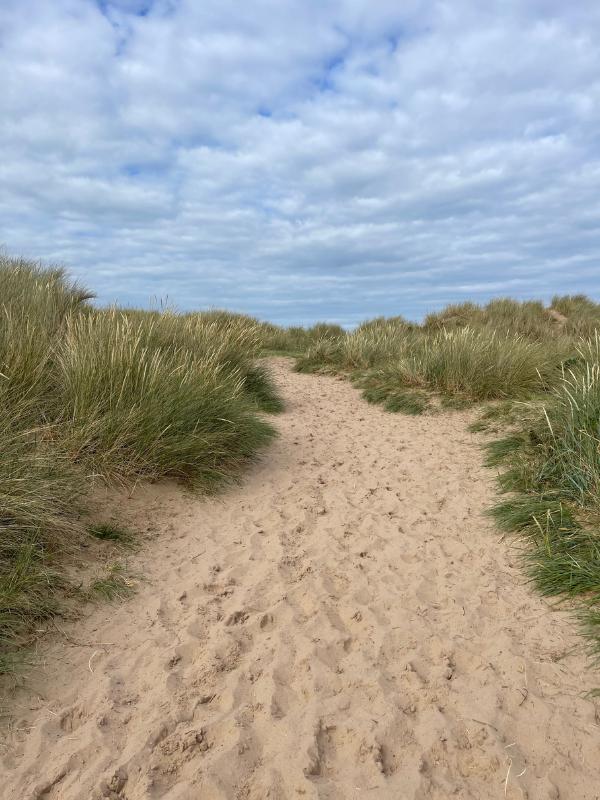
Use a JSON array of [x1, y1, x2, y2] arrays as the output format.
[[88, 563, 136, 601], [481, 336, 600, 659], [383, 391, 429, 415], [242, 363, 285, 413], [88, 523, 134, 545], [484, 435, 529, 467]]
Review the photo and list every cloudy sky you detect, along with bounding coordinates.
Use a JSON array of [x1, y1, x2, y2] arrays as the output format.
[[1, 1, 599, 325]]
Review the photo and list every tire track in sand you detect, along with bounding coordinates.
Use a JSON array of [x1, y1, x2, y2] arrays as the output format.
[[1, 358, 599, 799]]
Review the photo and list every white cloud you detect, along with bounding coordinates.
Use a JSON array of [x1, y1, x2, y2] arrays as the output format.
[[0, 0, 599, 325]]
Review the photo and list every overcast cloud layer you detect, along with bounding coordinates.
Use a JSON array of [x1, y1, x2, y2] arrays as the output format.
[[1, 0, 599, 324]]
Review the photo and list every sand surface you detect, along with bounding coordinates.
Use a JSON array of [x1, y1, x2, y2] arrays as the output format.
[[2, 358, 599, 799]]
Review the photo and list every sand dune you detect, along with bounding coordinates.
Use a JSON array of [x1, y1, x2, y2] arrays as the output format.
[[2, 358, 599, 799]]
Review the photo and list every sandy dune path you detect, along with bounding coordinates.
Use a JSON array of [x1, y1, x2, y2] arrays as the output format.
[[2, 358, 600, 799]]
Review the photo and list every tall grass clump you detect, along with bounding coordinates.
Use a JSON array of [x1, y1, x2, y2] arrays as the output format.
[[423, 296, 583, 341], [0, 416, 84, 673], [0, 256, 280, 674], [296, 317, 411, 374], [417, 328, 560, 400], [0, 258, 91, 672], [297, 323, 563, 412], [551, 295, 600, 339], [58, 310, 275, 486], [486, 333, 600, 657], [261, 321, 345, 356], [118, 308, 283, 412], [189, 312, 284, 412]]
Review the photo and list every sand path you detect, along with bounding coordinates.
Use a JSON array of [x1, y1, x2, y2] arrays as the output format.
[[2, 358, 599, 799]]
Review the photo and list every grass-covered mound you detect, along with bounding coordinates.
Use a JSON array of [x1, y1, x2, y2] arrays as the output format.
[[295, 316, 566, 408], [293, 297, 600, 663], [481, 337, 600, 661], [0, 256, 281, 673]]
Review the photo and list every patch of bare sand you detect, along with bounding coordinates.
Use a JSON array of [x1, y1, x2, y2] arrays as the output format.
[[1, 358, 599, 799]]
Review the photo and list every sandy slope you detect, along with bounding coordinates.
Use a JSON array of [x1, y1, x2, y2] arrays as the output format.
[[2, 358, 600, 800]]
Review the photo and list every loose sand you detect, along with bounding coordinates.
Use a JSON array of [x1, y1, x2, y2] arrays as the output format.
[[2, 358, 599, 799]]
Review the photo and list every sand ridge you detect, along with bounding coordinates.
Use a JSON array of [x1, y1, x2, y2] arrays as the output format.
[[1, 357, 599, 799]]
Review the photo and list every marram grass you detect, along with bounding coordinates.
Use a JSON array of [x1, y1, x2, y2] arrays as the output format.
[[57, 310, 276, 487], [294, 301, 600, 665], [4, 258, 600, 677], [0, 256, 282, 674], [482, 338, 600, 661], [298, 324, 565, 407]]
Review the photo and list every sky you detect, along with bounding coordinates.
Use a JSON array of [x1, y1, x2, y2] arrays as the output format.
[[1, 1, 599, 326]]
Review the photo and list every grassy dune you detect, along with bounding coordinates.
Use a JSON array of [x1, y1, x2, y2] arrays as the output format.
[[292, 297, 600, 663], [0, 256, 281, 673], [4, 254, 600, 675]]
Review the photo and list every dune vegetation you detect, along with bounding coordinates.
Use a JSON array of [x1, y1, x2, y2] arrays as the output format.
[[0, 255, 282, 674], [291, 297, 600, 663], [4, 252, 600, 676]]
